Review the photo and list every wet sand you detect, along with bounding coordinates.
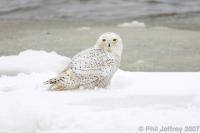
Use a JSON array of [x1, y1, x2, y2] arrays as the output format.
[[0, 20, 200, 71]]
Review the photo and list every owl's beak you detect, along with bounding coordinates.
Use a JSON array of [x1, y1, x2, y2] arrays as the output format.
[[108, 43, 111, 47]]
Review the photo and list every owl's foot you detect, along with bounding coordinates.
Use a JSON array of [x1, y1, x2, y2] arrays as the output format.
[[48, 84, 65, 91]]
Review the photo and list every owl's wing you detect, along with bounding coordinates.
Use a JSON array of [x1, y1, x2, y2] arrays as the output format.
[[70, 48, 116, 78]]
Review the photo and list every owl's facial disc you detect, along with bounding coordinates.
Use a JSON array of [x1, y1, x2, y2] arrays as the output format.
[[96, 32, 123, 54], [101, 37, 118, 52]]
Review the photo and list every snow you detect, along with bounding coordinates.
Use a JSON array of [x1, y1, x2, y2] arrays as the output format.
[[76, 26, 91, 31], [117, 21, 146, 28], [0, 50, 200, 133]]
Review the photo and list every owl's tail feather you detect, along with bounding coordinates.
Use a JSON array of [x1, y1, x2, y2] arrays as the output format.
[[43, 78, 58, 84]]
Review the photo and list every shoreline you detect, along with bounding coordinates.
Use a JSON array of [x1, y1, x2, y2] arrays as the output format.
[[0, 19, 200, 31], [0, 20, 200, 71]]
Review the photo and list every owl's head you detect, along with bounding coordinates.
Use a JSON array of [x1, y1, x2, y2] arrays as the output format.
[[95, 32, 123, 57]]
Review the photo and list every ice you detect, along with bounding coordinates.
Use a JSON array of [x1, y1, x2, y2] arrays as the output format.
[[0, 50, 200, 133]]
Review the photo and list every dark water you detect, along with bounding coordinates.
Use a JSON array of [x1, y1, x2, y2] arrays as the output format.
[[0, 0, 200, 30]]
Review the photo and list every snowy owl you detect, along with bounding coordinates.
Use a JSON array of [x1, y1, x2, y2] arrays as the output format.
[[44, 32, 123, 90]]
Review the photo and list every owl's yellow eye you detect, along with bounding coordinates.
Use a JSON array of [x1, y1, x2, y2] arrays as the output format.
[[113, 38, 117, 42], [102, 39, 106, 42]]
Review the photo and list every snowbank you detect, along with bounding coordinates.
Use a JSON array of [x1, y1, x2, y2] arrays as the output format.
[[0, 50, 200, 133], [1, 50, 199, 95], [0, 50, 70, 75]]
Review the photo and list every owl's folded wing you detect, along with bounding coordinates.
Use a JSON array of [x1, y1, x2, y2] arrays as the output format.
[[70, 48, 116, 78]]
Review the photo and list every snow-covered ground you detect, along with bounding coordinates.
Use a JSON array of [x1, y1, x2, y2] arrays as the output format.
[[0, 50, 200, 133]]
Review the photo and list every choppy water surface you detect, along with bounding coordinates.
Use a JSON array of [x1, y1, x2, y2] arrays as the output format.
[[0, 0, 200, 30]]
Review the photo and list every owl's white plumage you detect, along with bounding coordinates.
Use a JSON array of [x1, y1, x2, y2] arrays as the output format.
[[45, 32, 123, 90]]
